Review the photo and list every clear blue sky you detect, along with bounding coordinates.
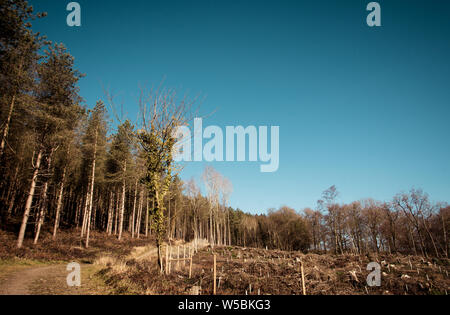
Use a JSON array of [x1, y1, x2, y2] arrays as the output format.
[[30, 0, 450, 213]]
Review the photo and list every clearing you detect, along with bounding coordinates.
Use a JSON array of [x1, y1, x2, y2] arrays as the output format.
[[1, 229, 449, 295]]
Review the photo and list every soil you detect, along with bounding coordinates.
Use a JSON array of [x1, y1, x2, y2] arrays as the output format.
[[0, 265, 58, 295], [0, 263, 111, 295]]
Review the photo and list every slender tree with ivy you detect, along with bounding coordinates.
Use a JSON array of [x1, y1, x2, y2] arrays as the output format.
[[137, 87, 195, 272], [138, 126, 174, 271]]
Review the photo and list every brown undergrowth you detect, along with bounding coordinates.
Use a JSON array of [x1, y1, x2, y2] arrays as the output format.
[[98, 245, 450, 295], [1, 227, 448, 295], [0, 227, 153, 263]]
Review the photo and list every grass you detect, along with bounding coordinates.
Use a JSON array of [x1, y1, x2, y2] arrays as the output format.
[[0, 258, 61, 266]]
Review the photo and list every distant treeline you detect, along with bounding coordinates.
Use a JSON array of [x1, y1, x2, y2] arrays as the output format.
[[0, 1, 448, 258], [251, 186, 449, 258]]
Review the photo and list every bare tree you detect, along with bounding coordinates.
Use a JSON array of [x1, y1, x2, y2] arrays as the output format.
[[137, 85, 197, 272], [393, 189, 429, 257], [320, 185, 342, 254]]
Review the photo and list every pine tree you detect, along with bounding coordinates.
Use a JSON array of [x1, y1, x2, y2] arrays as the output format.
[[17, 43, 83, 248], [106, 120, 134, 241], [80, 101, 108, 248], [0, 0, 45, 158]]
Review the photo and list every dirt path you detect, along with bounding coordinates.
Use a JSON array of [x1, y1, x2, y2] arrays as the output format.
[[0, 265, 61, 295], [0, 263, 111, 295]]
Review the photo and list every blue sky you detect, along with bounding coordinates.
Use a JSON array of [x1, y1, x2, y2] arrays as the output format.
[[30, 0, 450, 213]]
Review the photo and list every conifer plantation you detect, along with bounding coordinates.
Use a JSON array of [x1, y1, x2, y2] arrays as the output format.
[[0, 1, 449, 296]]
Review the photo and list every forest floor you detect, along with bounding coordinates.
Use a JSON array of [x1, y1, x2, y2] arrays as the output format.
[[1, 229, 449, 295]]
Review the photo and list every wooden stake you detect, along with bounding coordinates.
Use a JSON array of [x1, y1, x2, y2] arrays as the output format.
[[177, 245, 180, 270], [160, 245, 163, 274], [213, 254, 217, 295], [189, 256, 193, 279], [301, 261, 306, 296]]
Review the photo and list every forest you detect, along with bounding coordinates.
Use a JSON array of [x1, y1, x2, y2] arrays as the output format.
[[0, 0, 449, 264]]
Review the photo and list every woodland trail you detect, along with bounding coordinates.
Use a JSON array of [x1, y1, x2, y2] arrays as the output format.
[[0, 263, 109, 295], [0, 265, 63, 295]]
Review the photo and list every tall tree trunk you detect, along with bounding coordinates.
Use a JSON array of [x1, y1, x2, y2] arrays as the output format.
[[209, 204, 213, 246], [0, 52, 26, 158], [7, 189, 17, 217], [145, 196, 150, 237], [75, 194, 81, 228], [154, 190, 164, 272], [17, 148, 43, 248], [85, 199, 93, 248], [34, 149, 55, 244], [409, 226, 418, 256], [136, 189, 143, 238], [167, 196, 171, 239], [81, 187, 90, 237], [227, 209, 231, 246], [118, 161, 127, 241], [0, 94, 16, 158], [85, 128, 98, 248], [421, 216, 440, 257], [114, 187, 119, 235], [130, 179, 138, 238], [6, 165, 20, 217], [415, 225, 427, 258], [52, 165, 67, 240], [92, 190, 98, 230], [107, 190, 114, 235]]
